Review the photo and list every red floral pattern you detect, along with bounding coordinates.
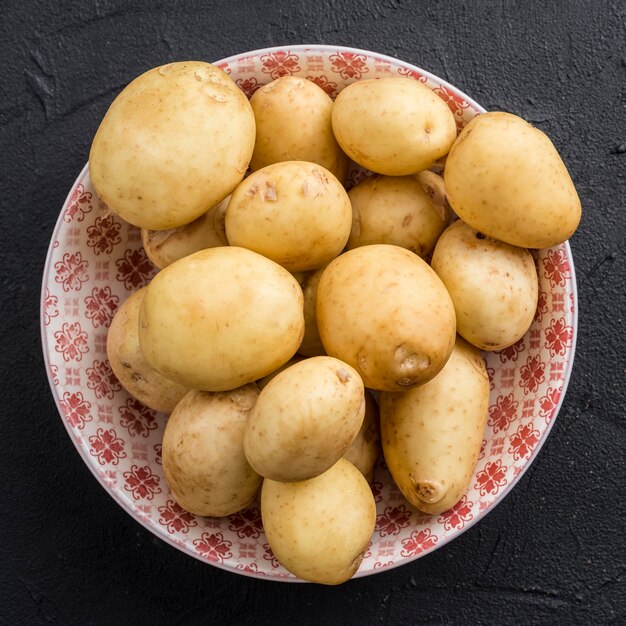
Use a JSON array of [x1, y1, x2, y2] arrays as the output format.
[[262, 543, 280, 569], [486, 366, 496, 391], [508, 423, 541, 461], [543, 249, 571, 287], [60, 391, 92, 430], [54, 322, 88, 362], [433, 85, 470, 117], [86, 359, 121, 400], [84, 286, 119, 328], [115, 248, 155, 290], [123, 465, 161, 500], [158, 500, 197, 534], [89, 428, 126, 465], [438, 496, 474, 531], [519, 355, 546, 395], [478, 439, 488, 461], [400, 528, 438, 557], [54, 252, 89, 292], [235, 77, 263, 97], [306, 75, 338, 98], [193, 532, 233, 563], [535, 290, 549, 323], [64, 183, 93, 222], [370, 481, 384, 503], [376, 505, 412, 537], [43, 288, 59, 326], [154, 443, 162, 465], [539, 386, 562, 420], [488, 393, 518, 434], [119, 398, 158, 438], [474, 459, 508, 496], [329, 52, 369, 80], [397, 66, 427, 82], [498, 338, 525, 363], [260, 51, 301, 79], [87, 214, 122, 255], [545, 318, 573, 357], [228, 508, 263, 539]]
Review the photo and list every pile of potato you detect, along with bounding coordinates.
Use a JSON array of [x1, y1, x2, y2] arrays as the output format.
[[95, 61, 581, 584]]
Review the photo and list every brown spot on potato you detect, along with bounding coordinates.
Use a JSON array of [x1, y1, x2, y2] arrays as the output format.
[[336, 368, 352, 383]]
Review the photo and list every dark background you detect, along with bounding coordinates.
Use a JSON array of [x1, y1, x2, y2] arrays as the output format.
[[1, 0, 625, 624]]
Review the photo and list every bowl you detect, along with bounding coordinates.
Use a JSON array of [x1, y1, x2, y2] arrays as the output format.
[[40, 44, 577, 580]]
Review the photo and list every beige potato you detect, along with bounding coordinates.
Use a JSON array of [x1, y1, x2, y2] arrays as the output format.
[[444, 111, 581, 248], [256, 355, 306, 390], [261, 458, 376, 584], [244, 357, 365, 482], [141, 196, 229, 269], [225, 161, 352, 272], [90, 61, 255, 230], [317, 244, 456, 391], [162, 386, 261, 517], [346, 173, 449, 256], [297, 267, 327, 357], [343, 392, 381, 483], [138, 247, 304, 391], [106, 287, 189, 413], [431, 220, 538, 350], [332, 77, 457, 176], [250, 76, 349, 182], [380, 337, 489, 515]]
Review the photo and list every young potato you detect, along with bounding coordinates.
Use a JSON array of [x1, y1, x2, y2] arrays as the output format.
[[138, 247, 304, 391], [261, 458, 376, 584], [225, 161, 352, 272], [343, 392, 381, 483], [162, 385, 261, 517], [431, 220, 538, 350], [250, 76, 349, 182], [90, 61, 255, 230], [380, 337, 489, 515], [346, 173, 449, 256], [444, 111, 581, 248], [316, 244, 456, 391], [244, 357, 365, 482], [297, 267, 327, 357], [332, 77, 457, 176], [106, 287, 189, 413], [141, 196, 229, 269]]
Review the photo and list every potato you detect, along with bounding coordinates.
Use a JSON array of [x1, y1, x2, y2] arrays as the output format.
[[244, 357, 365, 482], [162, 386, 261, 517], [431, 220, 538, 350], [90, 61, 255, 230], [225, 161, 352, 272], [138, 247, 304, 391], [343, 392, 381, 483], [256, 355, 306, 390], [297, 267, 327, 357], [380, 337, 489, 515], [316, 244, 456, 391], [444, 111, 581, 248], [261, 458, 376, 584], [331, 77, 457, 176], [106, 287, 189, 413], [346, 173, 449, 256], [250, 76, 348, 182], [141, 196, 229, 269]]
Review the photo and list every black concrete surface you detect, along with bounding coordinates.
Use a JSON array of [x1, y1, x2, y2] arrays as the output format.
[[1, 0, 625, 624]]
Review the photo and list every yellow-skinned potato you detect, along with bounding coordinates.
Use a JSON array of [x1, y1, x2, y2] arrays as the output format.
[[162, 386, 261, 517], [250, 76, 349, 182], [332, 77, 457, 176], [244, 357, 365, 482], [380, 337, 489, 515], [138, 247, 304, 391], [106, 287, 189, 413], [90, 61, 255, 230], [317, 245, 456, 391], [256, 355, 307, 391], [297, 267, 327, 357], [347, 173, 449, 256], [343, 392, 381, 483], [444, 112, 581, 248], [261, 458, 376, 584], [225, 161, 352, 272], [431, 220, 538, 350], [141, 196, 229, 269]]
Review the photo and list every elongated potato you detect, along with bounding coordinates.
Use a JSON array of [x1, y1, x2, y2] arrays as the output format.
[[162, 386, 261, 517], [380, 337, 489, 515], [106, 287, 189, 413], [343, 392, 381, 483], [261, 458, 376, 584]]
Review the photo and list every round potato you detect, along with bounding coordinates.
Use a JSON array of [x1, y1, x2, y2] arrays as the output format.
[[141, 195, 229, 269], [261, 458, 376, 584], [380, 337, 489, 515], [106, 287, 189, 413], [431, 220, 538, 350], [444, 111, 581, 248], [90, 61, 255, 230], [250, 76, 348, 182], [138, 247, 304, 391], [343, 392, 381, 483], [332, 77, 457, 176], [297, 267, 327, 357], [346, 173, 449, 256], [162, 386, 261, 517], [244, 356, 365, 482], [225, 161, 352, 272], [316, 244, 456, 391]]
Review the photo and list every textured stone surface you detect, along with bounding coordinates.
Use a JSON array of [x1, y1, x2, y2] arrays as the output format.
[[1, 0, 625, 623]]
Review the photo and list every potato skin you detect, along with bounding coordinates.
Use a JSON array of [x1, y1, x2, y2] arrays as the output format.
[[250, 76, 348, 182], [225, 161, 352, 272], [431, 220, 538, 350], [261, 458, 376, 584], [138, 247, 304, 391], [162, 386, 261, 517], [332, 77, 457, 176], [316, 244, 456, 391], [106, 287, 188, 413], [90, 61, 255, 230], [444, 112, 581, 248], [244, 357, 365, 482], [380, 337, 489, 515], [297, 267, 327, 357], [343, 392, 381, 483]]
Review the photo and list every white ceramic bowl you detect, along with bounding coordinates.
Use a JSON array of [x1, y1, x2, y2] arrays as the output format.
[[41, 45, 577, 580]]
